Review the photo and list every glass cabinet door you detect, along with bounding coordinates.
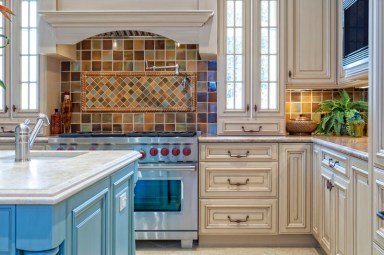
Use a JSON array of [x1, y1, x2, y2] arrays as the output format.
[[219, 0, 282, 118]]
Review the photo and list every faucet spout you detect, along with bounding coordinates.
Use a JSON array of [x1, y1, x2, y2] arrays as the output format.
[[29, 113, 50, 149]]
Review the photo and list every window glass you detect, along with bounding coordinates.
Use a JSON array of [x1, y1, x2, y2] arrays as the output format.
[[20, 0, 38, 111], [225, 0, 244, 111]]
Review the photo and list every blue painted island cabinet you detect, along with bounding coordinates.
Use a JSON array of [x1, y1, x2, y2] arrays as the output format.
[[0, 163, 136, 255]]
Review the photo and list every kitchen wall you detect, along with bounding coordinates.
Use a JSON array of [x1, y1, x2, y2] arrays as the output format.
[[60, 36, 217, 134], [285, 88, 368, 122]]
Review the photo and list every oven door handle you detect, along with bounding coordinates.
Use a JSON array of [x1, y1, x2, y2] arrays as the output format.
[[138, 164, 196, 172]]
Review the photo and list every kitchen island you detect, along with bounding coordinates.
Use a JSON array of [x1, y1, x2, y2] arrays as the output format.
[[0, 150, 140, 255]]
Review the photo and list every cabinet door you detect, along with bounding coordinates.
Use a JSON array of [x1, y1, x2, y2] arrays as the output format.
[[286, 0, 337, 87], [319, 166, 333, 255], [333, 174, 352, 255], [351, 158, 370, 255], [67, 178, 110, 255], [373, 167, 384, 248], [312, 145, 321, 240], [371, 0, 384, 169], [279, 143, 311, 234], [0, 206, 15, 255]]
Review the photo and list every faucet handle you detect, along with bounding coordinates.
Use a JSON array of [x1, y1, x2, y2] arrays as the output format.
[[23, 119, 31, 126]]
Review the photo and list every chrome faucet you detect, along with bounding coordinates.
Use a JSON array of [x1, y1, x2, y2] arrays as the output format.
[[15, 113, 50, 162]]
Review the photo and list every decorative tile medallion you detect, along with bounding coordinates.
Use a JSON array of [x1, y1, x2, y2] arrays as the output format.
[[81, 72, 196, 112]]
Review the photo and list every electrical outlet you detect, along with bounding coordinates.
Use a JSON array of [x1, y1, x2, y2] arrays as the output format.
[[119, 193, 127, 212]]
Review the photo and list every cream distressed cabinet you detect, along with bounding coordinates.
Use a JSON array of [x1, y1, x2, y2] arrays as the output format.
[[217, 0, 285, 135], [286, 0, 337, 88], [199, 143, 279, 237], [371, 0, 384, 252], [313, 145, 369, 255], [278, 144, 311, 234]]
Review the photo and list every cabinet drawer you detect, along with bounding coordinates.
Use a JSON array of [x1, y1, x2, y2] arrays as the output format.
[[200, 162, 278, 198], [217, 119, 285, 135], [199, 199, 278, 235], [200, 143, 278, 162], [321, 147, 349, 178]]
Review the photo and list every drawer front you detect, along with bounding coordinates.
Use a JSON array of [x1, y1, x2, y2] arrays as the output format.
[[199, 199, 278, 235], [321, 147, 349, 178], [200, 143, 278, 162], [217, 119, 285, 136], [199, 162, 278, 198]]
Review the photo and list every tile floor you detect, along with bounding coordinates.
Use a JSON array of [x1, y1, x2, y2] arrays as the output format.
[[136, 241, 324, 255]]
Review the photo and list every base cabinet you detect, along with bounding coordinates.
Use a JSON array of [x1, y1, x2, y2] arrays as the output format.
[[279, 144, 311, 234], [1, 162, 136, 255]]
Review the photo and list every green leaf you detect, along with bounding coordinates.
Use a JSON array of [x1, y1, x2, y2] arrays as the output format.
[[0, 79, 5, 90]]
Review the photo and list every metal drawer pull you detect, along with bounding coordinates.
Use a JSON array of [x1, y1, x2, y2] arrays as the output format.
[[228, 215, 249, 224], [227, 178, 250, 186], [328, 158, 340, 168], [326, 180, 334, 191], [241, 126, 262, 133], [228, 150, 250, 158], [377, 211, 384, 220]]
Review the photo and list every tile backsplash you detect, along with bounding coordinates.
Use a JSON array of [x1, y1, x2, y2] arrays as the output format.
[[61, 36, 217, 134], [285, 88, 368, 122]]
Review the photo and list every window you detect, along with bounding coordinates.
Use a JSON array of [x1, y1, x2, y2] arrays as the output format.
[[0, 0, 38, 116], [225, 0, 244, 111], [20, 0, 38, 111], [259, 0, 278, 110]]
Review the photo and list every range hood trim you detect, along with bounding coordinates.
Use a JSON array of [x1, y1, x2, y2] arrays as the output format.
[[40, 10, 214, 28]]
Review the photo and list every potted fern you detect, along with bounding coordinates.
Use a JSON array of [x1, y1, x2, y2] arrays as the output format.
[[314, 89, 368, 136]]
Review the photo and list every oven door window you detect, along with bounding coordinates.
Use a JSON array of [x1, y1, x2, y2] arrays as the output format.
[[134, 180, 182, 212]]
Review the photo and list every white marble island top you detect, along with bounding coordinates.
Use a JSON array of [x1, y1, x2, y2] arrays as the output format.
[[0, 150, 140, 205]]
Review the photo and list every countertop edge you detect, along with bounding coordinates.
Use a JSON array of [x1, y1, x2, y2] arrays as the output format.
[[0, 152, 141, 205]]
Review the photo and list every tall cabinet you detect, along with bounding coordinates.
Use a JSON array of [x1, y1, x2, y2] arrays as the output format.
[[217, 0, 285, 135], [371, 0, 384, 253]]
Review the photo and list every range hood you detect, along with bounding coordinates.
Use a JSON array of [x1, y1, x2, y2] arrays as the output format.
[[38, 0, 217, 59]]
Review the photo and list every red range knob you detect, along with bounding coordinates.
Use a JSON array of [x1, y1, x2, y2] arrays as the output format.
[[57, 147, 64, 151], [172, 148, 180, 156], [67, 147, 75, 151], [89, 147, 96, 151], [139, 151, 146, 160], [183, 147, 192, 156], [150, 148, 158, 156], [161, 148, 169, 156]]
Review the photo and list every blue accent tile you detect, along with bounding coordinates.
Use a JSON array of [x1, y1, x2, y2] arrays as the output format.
[[208, 61, 217, 71], [197, 92, 208, 102], [208, 113, 217, 123], [208, 82, 217, 92]]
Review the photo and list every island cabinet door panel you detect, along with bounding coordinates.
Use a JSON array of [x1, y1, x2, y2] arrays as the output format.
[[279, 144, 311, 234], [111, 165, 135, 255], [0, 206, 15, 255], [66, 178, 110, 255]]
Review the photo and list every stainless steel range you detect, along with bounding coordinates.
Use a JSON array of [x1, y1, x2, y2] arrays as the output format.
[[47, 132, 198, 248]]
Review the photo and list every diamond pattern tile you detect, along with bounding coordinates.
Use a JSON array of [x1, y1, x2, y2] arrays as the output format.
[[82, 72, 196, 112]]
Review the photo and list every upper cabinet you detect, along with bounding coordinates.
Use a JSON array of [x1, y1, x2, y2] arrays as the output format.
[[286, 0, 337, 88], [217, 0, 285, 135]]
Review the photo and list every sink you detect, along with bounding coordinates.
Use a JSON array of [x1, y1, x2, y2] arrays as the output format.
[[0, 151, 88, 162]]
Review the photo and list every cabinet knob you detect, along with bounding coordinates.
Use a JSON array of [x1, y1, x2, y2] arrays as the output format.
[[246, 104, 250, 112], [254, 104, 258, 112], [12, 105, 16, 112], [326, 180, 334, 191], [289, 70, 292, 78], [4, 105, 8, 113]]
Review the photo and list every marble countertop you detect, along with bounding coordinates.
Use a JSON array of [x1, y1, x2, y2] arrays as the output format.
[[199, 135, 368, 161], [0, 150, 141, 204]]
